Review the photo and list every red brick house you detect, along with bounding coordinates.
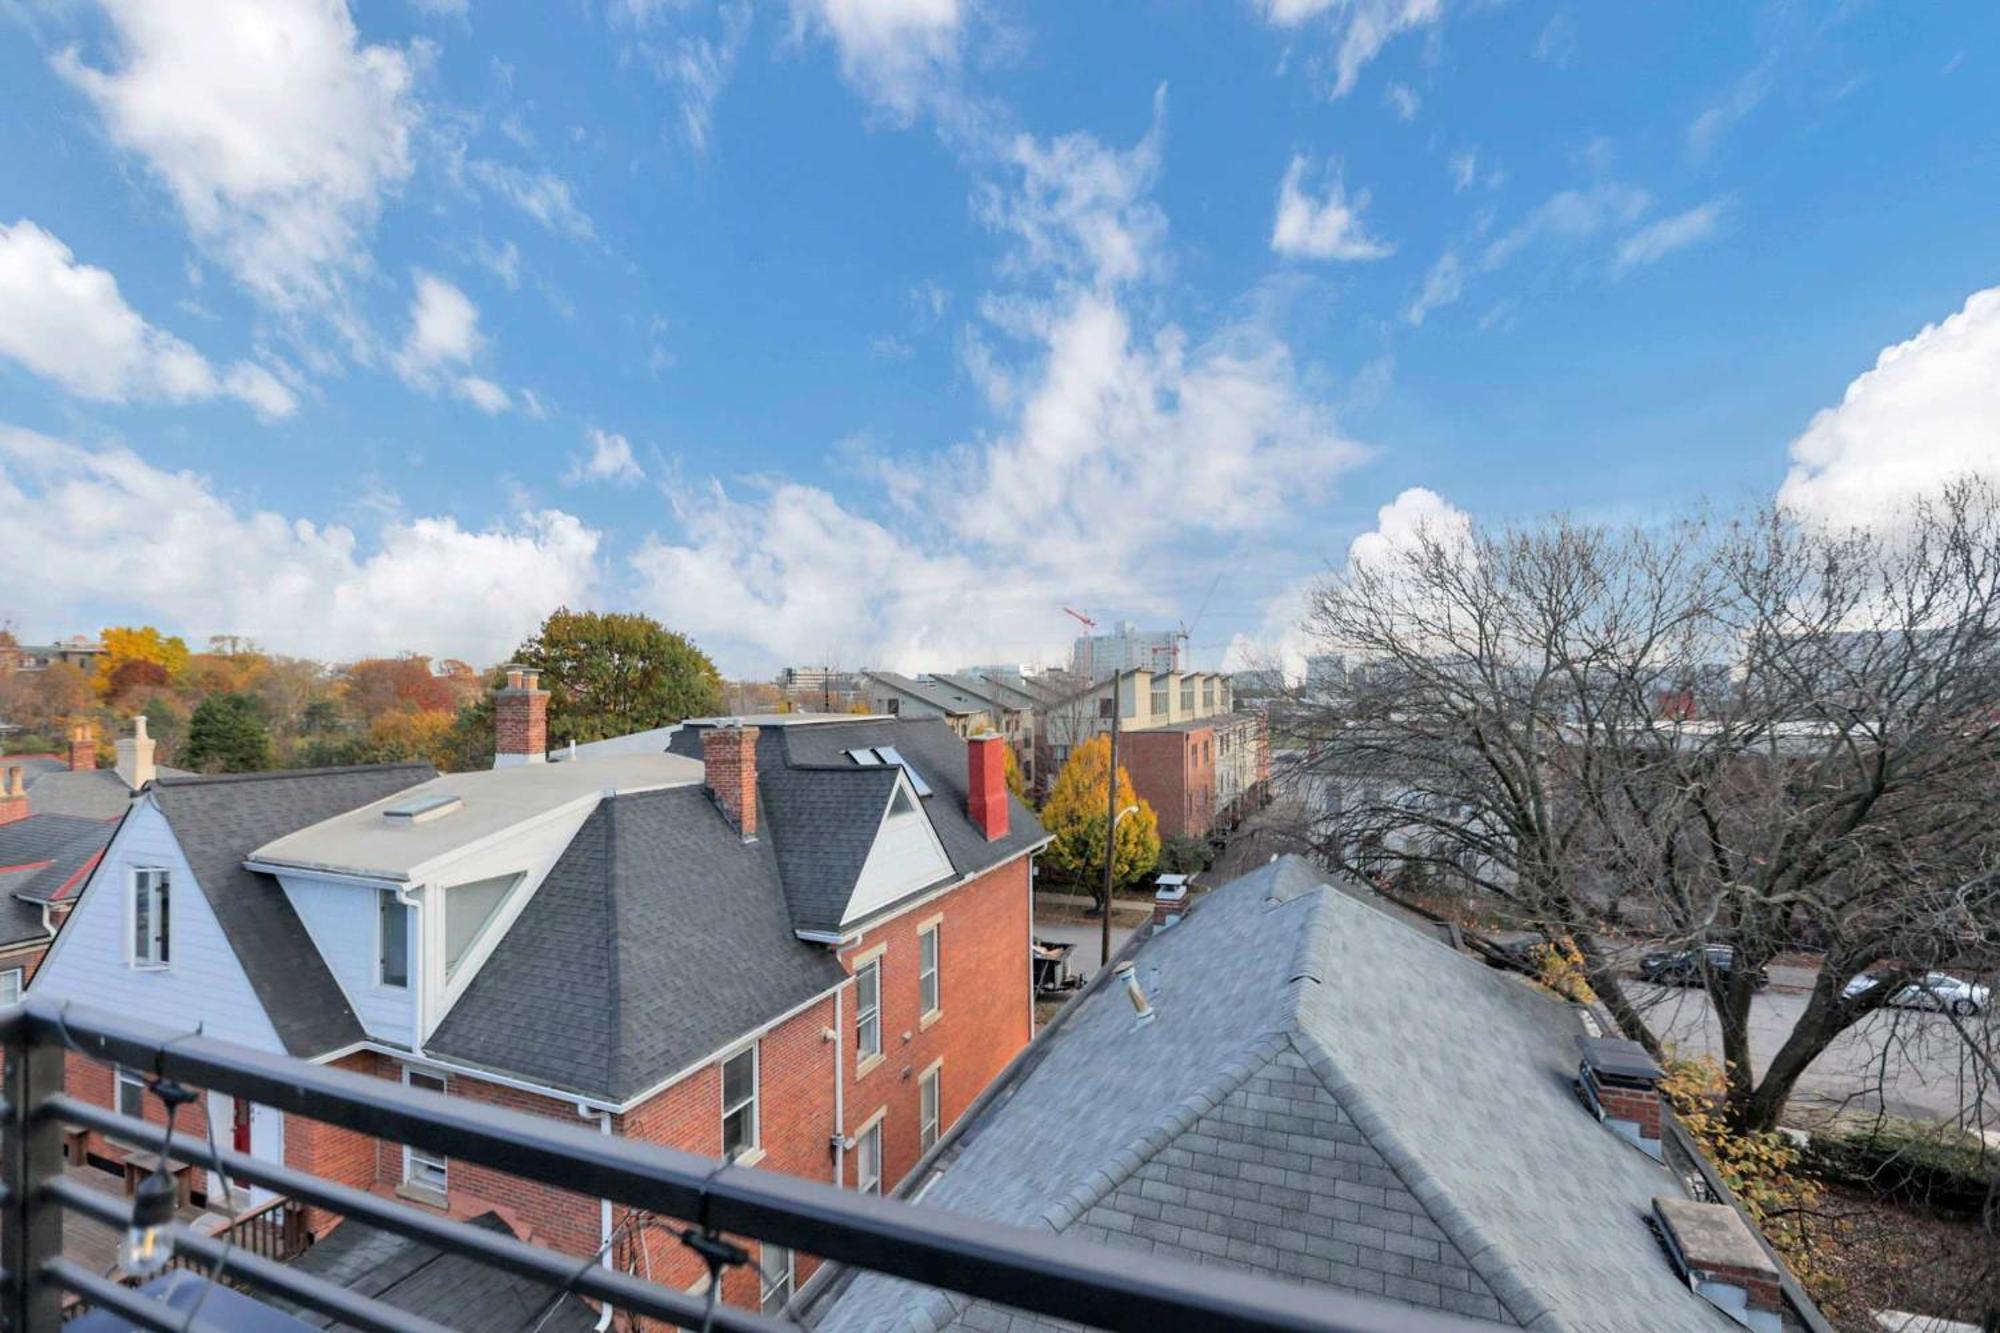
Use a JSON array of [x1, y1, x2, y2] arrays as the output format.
[[31, 676, 1047, 1318], [1121, 711, 1270, 840]]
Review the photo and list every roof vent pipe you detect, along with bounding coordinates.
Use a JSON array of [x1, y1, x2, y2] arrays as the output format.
[[1113, 960, 1154, 1026]]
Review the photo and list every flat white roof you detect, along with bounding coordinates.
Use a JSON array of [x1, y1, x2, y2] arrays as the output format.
[[248, 752, 703, 882]]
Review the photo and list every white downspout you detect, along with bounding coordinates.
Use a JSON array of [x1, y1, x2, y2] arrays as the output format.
[[579, 1103, 614, 1331], [831, 983, 845, 1187]]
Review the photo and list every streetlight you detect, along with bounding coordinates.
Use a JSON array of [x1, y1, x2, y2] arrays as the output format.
[[1101, 802, 1139, 967]]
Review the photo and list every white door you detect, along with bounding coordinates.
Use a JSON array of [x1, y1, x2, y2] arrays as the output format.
[[206, 1091, 285, 1210]]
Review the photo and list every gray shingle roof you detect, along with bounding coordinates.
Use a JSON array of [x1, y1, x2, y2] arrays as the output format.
[[863, 671, 989, 717], [669, 718, 1046, 934], [278, 1212, 596, 1331], [151, 764, 436, 1058], [428, 784, 848, 1102], [814, 857, 1736, 1333], [0, 811, 118, 947]]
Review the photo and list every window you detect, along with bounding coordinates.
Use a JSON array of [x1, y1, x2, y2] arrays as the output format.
[[443, 874, 519, 980], [759, 1244, 795, 1315], [114, 1068, 147, 1146], [1181, 683, 1195, 713], [721, 1045, 758, 1158], [1203, 681, 1215, 710], [1150, 688, 1168, 716], [883, 696, 900, 714], [855, 1119, 882, 1196], [918, 926, 940, 1018], [0, 967, 21, 1006], [920, 1065, 941, 1152], [402, 1069, 448, 1193], [856, 959, 881, 1060], [131, 867, 170, 967], [378, 890, 409, 989]]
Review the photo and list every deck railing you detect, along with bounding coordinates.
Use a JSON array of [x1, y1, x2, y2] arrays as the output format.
[[1, 998, 1497, 1333]]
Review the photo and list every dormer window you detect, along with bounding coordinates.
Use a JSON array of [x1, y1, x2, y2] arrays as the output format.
[[378, 890, 410, 989], [130, 867, 170, 968], [444, 874, 522, 981]]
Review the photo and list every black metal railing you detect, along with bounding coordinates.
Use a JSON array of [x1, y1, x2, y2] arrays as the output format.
[[1, 998, 1497, 1333]]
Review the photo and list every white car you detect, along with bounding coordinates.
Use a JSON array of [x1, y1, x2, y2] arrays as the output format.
[[1842, 971, 1990, 1016]]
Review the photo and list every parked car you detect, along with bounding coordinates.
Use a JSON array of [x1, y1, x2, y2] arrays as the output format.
[[1842, 971, 1990, 1016], [1638, 945, 1769, 991]]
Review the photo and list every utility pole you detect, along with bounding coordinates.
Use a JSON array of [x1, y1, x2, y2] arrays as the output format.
[[1102, 668, 1120, 968]]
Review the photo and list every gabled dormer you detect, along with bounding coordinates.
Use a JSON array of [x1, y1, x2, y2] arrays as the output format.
[[247, 752, 705, 1048]]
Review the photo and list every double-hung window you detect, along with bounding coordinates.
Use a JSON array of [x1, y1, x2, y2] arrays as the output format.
[[377, 889, 409, 989], [855, 959, 882, 1061], [131, 868, 170, 967], [113, 1068, 147, 1146], [0, 967, 22, 1006], [721, 1045, 758, 1159], [920, 1065, 941, 1152], [402, 1069, 448, 1193], [918, 926, 940, 1019], [855, 1119, 882, 1196], [759, 1244, 795, 1315]]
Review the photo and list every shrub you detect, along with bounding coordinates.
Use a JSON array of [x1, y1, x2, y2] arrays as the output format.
[[1805, 1118, 1994, 1219]]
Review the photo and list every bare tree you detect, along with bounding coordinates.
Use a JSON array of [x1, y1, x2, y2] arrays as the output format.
[[1286, 481, 2000, 1133]]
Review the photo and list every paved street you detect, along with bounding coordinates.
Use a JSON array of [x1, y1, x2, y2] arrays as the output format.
[[1628, 980, 1991, 1127], [1032, 919, 1136, 981]]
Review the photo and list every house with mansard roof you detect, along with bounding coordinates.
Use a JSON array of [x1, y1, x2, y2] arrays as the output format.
[[33, 670, 1048, 1317]]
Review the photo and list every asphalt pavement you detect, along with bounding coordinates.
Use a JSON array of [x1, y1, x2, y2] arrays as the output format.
[[1626, 979, 1990, 1126]]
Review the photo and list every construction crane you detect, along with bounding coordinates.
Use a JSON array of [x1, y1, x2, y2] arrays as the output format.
[[1171, 572, 1223, 673], [1063, 607, 1097, 679]]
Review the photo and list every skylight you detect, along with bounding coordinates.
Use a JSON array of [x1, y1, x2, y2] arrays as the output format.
[[382, 793, 463, 824], [873, 746, 932, 797], [845, 748, 883, 766]]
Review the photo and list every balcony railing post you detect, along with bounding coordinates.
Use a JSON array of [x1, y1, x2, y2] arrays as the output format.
[[2, 1033, 64, 1331]]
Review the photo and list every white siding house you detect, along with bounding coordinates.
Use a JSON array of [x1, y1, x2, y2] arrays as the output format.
[[31, 798, 285, 1053]]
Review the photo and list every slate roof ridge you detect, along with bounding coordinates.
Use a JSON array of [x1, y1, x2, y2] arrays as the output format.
[[1036, 1029, 1296, 1235], [1283, 887, 1570, 1333], [602, 796, 630, 1099]]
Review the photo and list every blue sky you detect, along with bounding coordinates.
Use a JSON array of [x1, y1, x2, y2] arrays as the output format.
[[3, 0, 1996, 676]]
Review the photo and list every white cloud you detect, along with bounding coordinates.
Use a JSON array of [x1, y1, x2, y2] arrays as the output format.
[[1447, 150, 1477, 192], [567, 427, 645, 486], [1687, 61, 1771, 162], [1346, 485, 1470, 570], [0, 219, 296, 419], [1533, 10, 1576, 67], [467, 161, 596, 242], [54, 0, 420, 309], [1778, 287, 2000, 529], [0, 426, 599, 659], [794, 0, 963, 123], [1382, 82, 1419, 120], [1270, 155, 1394, 262], [1257, 0, 1445, 99], [410, 0, 469, 16], [1482, 182, 1649, 268], [977, 93, 1168, 288], [1402, 250, 1462, 326], [625, 92, 1368, 673], [1615, 198, 1728, 272], [395, 272, 512, 412]]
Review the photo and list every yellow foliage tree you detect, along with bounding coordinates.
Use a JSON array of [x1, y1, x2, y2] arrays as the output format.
[[368, 709, 460, 771], [1039, 735, 1160, 897], [97, 626, 190, 699], [1001, 744, 1027, 803]]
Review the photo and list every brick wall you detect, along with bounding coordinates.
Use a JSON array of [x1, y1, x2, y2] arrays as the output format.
[[701, 726, 759, 838], [1124, 728, 1217, 839], [842, 855, 1032, 1196], [615, 993, 840, 1304]]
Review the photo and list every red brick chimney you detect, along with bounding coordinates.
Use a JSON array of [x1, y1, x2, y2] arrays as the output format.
[[0, 768, 28, 826], [493, 666, 548, 768], [703, 725, 759, 840], [1576, 1036, 1664, 1157], [68, 722, 97, 771], [967, 734, 1008, 841]]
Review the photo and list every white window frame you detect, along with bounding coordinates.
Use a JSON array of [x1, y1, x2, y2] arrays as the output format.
[[918, 925, 940, 1020], [855, 958, 882, 1061], [114, 1067, 148, 1146], [759, 1243, 795, 1315], [920, 1063, 941, 1152], [0, 967, 22, 1006], [855, 1117, 883, 1196], [130, 867, 170, 968], [376, 889, 409, 989], [720, 1043, 759, 1160], [402, 1068, 449, 1193]]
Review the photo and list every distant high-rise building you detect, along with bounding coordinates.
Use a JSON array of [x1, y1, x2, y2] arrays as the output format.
[[1069, 622, 1180, 678]]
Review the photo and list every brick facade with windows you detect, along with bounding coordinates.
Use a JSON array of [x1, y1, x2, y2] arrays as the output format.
[[839, 855, 1032, 1194]]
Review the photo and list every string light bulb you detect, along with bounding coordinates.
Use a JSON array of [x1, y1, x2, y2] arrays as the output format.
[[121, 1168, 176, 1276]]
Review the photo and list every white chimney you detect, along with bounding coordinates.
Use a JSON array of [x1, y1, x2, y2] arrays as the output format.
[[116, 716, 157, 791]]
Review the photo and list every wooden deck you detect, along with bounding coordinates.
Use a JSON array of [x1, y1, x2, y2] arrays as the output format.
[[61, 1159, 214, 1278]]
